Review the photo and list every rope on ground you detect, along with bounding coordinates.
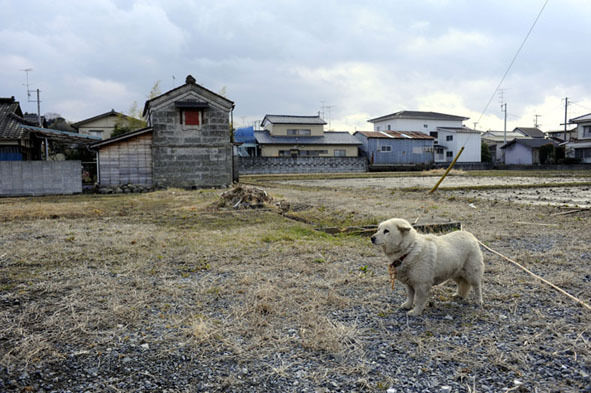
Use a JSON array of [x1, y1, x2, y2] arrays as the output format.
[[478, 240, 591, 311]]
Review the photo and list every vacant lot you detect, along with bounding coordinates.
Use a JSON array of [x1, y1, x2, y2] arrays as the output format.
[[1, 171, 590, 392]]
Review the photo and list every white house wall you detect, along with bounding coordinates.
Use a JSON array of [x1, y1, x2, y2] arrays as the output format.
[[373, 118, 463, 133]]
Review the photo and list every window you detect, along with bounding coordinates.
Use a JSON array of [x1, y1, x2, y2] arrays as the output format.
[[429, 131, 438, 138], [89, 129, 103, 137], [583, 126, 591, 138], [446, 135, 453, 141], [334, 149, 346, 157], [181, 109, 202, 126], [424, 124, 428, 128], [380, 145, 392, 152], [446, 151, 453, 159], [300, 150, 327, 157], [387, 124, 391, 130], [287, 129, 311, 136]]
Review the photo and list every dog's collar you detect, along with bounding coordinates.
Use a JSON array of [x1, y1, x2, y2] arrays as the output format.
[[392, 253, 410, 268]]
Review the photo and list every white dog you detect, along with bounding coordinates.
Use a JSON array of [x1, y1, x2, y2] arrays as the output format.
[[371, 218, 484, 316]]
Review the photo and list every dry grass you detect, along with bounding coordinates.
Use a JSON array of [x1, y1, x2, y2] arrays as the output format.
[[1, 183, 590, 391]]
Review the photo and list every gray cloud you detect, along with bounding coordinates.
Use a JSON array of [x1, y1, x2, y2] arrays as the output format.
[[1, 0, 589, 131]]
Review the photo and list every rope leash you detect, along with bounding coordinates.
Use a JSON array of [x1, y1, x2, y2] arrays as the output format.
[[478, 240, 591, 311]]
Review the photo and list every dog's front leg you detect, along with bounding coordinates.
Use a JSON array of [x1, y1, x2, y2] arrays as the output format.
[[400, 285, 414, 309], [407, 285, 430, 316]]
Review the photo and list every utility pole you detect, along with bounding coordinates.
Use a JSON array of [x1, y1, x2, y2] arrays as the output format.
[[501, 102, 507, 163], [563, 97, 568, 141], [534, 114, 541, 128]]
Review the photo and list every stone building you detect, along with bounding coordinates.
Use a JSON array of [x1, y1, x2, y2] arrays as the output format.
[[92, 75, 235, 189]]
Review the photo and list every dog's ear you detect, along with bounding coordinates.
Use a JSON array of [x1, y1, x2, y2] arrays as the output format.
[[397, 222, 412, 233]]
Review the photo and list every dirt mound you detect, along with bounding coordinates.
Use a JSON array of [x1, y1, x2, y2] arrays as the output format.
[[216, 185, 273, 209]]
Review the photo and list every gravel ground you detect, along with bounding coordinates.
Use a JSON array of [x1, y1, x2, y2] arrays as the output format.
[[1, 178, 590, 393]]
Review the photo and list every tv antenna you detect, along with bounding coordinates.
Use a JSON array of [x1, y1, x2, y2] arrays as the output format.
[[21, 68, 42, 126]]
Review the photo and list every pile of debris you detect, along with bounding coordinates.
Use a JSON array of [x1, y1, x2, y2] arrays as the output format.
[[216, 185, 273, 209]]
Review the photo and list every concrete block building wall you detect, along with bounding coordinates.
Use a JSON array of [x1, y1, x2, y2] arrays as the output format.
[[151, 102, 232, 188]]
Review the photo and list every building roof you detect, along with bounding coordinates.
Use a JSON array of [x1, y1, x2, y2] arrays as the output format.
[[90, 127, 153, 149], [569, 113, 591, 123], [500, 138, 557, 150], [436, 126, 480, 134], [254, 130, 361, 145], [21, 125, 101, 144], [481, 130, 530, 143], [261, 115, 327, 127], [512, 127, 545, 138], [354, 130, 434, 140], [72, 109, 133, 127], [368, 110, 469, 123], [142, 75, 234, 116], [1, 97, 99, 145], [0, 97, 28, 139]]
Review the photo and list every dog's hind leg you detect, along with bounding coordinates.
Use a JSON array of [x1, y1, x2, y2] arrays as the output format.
[[400, 285, 414, 310], [453, 278, 471, 299]]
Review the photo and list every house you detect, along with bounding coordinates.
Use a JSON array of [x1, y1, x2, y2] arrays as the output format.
[[500, 138, 559, 165], [354, 131, 434, 167], [1, 96, 97, 161], [73, 109, 144, 139], [367, 110, 480, 163], [91, 75, 235, 189], [565, 113, 591, 163], [545, 128, 577, 143], [432, 127, 481, 163], [0, 97, 42, 160], [254, 115, 361, 157], [1, 96, 100, 196], [481, 130, 533, 163]]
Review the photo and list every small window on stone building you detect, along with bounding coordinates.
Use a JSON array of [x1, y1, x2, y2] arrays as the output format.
[[182, 110, 201, 126]]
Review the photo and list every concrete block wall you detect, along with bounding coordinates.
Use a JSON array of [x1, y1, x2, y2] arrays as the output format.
[[0, 161, 82, 196], [238, 156, 368, 175], [151, 103, 233, 188]]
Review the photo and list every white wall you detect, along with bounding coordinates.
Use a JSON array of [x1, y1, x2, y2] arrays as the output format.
[[373, 118, 463, 133]]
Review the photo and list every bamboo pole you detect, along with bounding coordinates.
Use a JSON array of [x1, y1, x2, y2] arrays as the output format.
[[479, 241, 591, 311], [428, 146, 464, 194]]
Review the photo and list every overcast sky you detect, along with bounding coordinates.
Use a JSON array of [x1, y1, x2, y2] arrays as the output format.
[[1, 0, 590, 132]]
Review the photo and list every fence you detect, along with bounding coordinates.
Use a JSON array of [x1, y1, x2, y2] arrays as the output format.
[[238, 156, 368, 175], [0, 161, 82, 197]]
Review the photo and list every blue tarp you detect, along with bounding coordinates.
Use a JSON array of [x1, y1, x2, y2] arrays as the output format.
[[234, 126, 256, 144]]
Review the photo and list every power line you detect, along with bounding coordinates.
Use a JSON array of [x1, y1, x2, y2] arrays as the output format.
[[476, 0, 550, 126]]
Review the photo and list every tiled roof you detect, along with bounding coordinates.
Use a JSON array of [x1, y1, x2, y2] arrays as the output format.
[[254, 130, 361, 145], [501, 138, 557, 149], [513, 127, 545, 138], [355, 130, 434, 140], [261, 115, 326, 126], [0, 99, 29, 139], [368, 111, 468, 123], [72, 109, 128, 127]]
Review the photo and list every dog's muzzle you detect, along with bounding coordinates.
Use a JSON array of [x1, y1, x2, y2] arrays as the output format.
[[371, 236, 376, 244]]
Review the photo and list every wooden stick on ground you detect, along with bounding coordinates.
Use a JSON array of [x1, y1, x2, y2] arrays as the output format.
[[478, 241, 591, 311]]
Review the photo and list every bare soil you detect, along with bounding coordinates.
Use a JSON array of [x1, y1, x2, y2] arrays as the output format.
[[1, 172, 590, 392]]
